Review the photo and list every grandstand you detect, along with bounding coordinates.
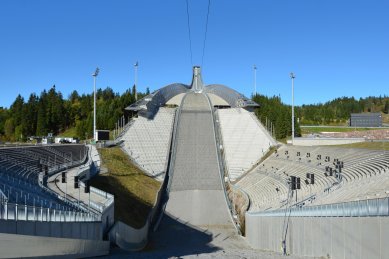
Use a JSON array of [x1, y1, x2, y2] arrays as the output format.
[[0, 144, 113, 258], [216, 108, 276, 181], [119, 66, 275, 185], [2, 66, 388, 258], [120, 107, 175, 180], [111, 66, 278, 257], [237, 145, 389, 211], [117, 67, 389, 258]]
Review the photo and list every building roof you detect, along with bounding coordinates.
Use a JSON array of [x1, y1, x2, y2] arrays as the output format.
[[350, 113, 382, 117], [125, 66, 259, 114]]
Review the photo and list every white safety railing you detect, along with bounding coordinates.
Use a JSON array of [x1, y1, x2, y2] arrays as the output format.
[[249, 197, 389, 217], [0, 201, 98, 222]]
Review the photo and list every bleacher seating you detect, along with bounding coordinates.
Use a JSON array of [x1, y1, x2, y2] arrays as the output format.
[[120, 107, 175, 180], [216, 108, 276, 181], [0, 145, 88, 215], [0, 172, 75, 210], [236, 145, 389, 212], [0, 145, 87, 182]]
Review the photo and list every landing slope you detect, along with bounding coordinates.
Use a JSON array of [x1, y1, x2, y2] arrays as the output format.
[[166, 92, 231, 226]]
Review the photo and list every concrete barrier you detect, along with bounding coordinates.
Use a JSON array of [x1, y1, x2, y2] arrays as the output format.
[[107, 109, 176, 251], [109, 221, 149, 251], [0, 219, 102, 240], [0, 233, 109, 258], [288, 137, 365, 146], [245, 214, 389, 259]]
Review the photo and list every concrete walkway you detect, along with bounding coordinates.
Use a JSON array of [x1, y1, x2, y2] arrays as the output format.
[[47, 166, 109, 213]]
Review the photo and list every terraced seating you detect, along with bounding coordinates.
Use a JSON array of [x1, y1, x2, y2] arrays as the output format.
[[0, 145, 88, 214], [216, 108, 276, 181], [120, 107, 175, 180], [0, 172, 75, 210], [236, 145, 389, 212], [0, 145, 87, 182]]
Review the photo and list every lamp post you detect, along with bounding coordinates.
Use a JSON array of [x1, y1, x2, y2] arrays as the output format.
[[253, 65, 257, 96], [134, 61, 138, 101], [290, 72, 295, 145], [92, 67, 100, 141]]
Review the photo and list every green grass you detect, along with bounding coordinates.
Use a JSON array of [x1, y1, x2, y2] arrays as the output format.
[[383, 113, 389, 123], [90, 147, 161, 228], [334, 141, 389, 151], [301, 126, 379, 134], [59, 127, 78, 138]]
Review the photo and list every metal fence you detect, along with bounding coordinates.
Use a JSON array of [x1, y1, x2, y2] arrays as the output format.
[[0, 201, 98, 222], [248, 197, 389, 217]]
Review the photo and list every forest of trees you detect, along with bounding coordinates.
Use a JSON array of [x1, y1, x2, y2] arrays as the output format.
[[252, 94, 389, 139], [0, 85, 387, 142], [252, 94, 301, 140], [0, 85, 144, 141], [295, 96, 389, 125]]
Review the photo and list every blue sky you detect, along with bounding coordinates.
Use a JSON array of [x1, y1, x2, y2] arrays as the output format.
[[0, 0, 388, 108]]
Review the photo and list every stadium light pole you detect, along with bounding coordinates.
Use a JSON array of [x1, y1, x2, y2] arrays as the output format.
[[92, 67, 100, 141], [253, 65, 257, 96], [134, 61, 138, 101], [290, 72, 295, 145]]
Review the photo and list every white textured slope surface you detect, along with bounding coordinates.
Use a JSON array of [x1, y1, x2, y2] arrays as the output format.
[[167, 92, 231, 226], [217, 108, 275, 181], [121, 107, 175, 180]]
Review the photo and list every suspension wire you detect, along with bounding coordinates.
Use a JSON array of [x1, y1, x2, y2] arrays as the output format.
[[185, 0, 193, 66], [201, 0, 211, 68]]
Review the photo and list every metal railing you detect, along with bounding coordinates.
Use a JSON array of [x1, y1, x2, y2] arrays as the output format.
[[0, 201, 98, 222], [166, 95, 186, 192], [152, 108, 179, 231], [248, 112, 277, 145], [206, 94, 244, 233], [248, 197, 389, 217]]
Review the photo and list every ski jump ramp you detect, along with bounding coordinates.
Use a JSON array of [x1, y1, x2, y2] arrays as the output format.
[[165, 92, 233, 227]]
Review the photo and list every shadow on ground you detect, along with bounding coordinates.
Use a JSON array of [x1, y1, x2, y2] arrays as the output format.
[[104, 213, 221, 258]]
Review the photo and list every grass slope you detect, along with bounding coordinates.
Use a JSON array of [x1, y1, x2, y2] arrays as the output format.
[[59, 127, 78, 138], [90, 147, 161, 228], [334, 141, 389, 151], [301, 126, 378, 134], [383, 114, 389, 124]]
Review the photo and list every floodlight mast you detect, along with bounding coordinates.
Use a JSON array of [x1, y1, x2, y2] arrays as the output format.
[[253, 65, 257, 96], [134, 61, 138, 101], [93, 67, 99, 141], [290, 72, 295, 145]]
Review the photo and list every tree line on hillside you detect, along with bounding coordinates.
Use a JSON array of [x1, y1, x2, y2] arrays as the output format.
[[252, 94, 301, 140], [0, 85, 146, 141], [295, 96, 389, 125], [252, 94, 389, 139], [1, 86, 387, 142]]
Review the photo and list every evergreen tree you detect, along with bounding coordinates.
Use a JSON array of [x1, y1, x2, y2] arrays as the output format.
[[384, 100, 389, 114], [132, 84, 137, 101], [36, 96, 47, 136]]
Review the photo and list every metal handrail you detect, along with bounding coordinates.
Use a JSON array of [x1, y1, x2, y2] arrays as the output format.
[[248, 196, 389, 217], [205, 93, 243, 233], [0, 200, 98, 222], [166, 94, 186, 192]]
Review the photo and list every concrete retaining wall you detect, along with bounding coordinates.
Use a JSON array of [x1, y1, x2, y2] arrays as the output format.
[[289, 137, 365, 146], [0, 233, 109, 258], [109, 221, 149, 251], [246, 214, 389, 259], [0, 219, 103, 240]]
